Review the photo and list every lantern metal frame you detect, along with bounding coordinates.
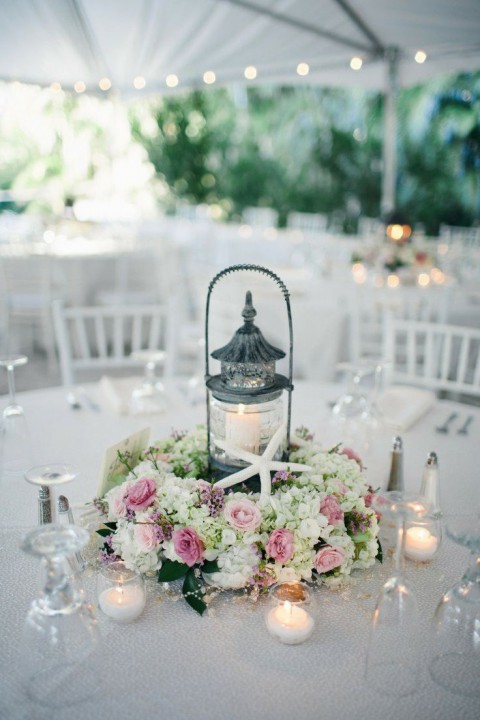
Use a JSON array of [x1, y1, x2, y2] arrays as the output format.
[[205, 264, 293, 473]]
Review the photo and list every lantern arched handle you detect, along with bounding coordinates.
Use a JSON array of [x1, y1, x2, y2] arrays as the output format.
[[205, 264, 294, 452]]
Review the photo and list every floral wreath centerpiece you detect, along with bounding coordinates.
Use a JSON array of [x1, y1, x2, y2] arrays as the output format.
[[93, 266, 380, 614]]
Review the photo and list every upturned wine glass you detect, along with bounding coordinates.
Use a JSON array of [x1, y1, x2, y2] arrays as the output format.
[[130, 349, 167, 414], [429, 513, 480, 697], [365, 491, 430, 696], [0, 354, 33, 481], [19, 524, 101, 707]]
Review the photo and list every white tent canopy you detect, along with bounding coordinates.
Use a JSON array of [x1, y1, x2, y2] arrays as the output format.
[[2, 0, 480, 211]]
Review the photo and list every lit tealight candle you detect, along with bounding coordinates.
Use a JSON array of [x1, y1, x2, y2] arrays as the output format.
[[225, 403, 260, 453], [266, 600, 315, 645], [405, 526, 439, 562], [99, 584, 146, 622]]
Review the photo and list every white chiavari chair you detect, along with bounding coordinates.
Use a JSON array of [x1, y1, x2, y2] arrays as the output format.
[[383, 317, 480, 400], [52, 301, 177, 388]]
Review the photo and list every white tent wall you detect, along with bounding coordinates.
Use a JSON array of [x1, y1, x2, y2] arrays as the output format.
[[1, 0, 480, 212]]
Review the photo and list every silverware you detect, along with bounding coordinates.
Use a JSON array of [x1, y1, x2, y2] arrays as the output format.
[[78, 387, 101, 412], [457, 415, 474, 435], [66, 392, 82, 410], [435, 412, 458, 434]]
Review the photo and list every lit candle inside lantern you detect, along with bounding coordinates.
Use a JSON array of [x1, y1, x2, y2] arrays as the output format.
[[266, 600, 315, 645], [225, 403, 260, 453], [99, 584, 146, 622], [404, 526, 439, 562]]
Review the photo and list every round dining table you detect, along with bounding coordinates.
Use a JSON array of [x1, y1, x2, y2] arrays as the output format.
[[0, 379, 479, 720]]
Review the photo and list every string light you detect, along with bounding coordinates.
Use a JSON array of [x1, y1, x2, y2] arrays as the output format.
[[73, 80, 86, 93], [244, 65, 257, 80], [99, 77, 111, 91], [296, 62, 309, 77], [50, 82, 62, 93], [350, 57, 363, 70], [415, 50, 427, 64], [133, 76, 146, 89], [166, 74, 179, 88], [203, 71, 216, 85]]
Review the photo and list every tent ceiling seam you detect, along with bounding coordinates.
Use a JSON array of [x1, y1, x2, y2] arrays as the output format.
[[69, 0, 111, 78]]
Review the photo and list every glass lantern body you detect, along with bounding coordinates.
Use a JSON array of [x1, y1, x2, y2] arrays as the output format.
[[209, 393, 284, 470]]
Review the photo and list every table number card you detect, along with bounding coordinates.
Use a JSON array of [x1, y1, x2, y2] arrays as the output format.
[[97, 427, 150, 498]]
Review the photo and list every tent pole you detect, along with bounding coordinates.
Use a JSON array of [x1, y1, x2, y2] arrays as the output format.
[[381, 47, 400, 216]]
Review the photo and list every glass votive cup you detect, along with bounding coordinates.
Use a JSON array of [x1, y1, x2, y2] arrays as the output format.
[[97, 560, 146, 622], [404, 516, 442, 563], [265, 581, 315, 645]]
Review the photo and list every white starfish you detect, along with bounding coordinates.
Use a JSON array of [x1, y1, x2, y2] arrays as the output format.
[[213, 424, 312, 501]]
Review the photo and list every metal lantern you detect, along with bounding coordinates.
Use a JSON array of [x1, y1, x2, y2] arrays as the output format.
[[205, 265, 293, 477]]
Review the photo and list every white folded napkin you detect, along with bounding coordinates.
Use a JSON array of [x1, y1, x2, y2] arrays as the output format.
[[377, 385, 436, 431], [99, 375, 144, 414]]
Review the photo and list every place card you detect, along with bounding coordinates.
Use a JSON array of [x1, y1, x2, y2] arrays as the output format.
[[96, 427, 150, 498]]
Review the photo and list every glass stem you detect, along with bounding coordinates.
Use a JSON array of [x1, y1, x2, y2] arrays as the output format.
[[393, 514, 406, 576], [145, 361, 156, 385], [7, 364, 16, 405], [41, 556, 78, 613]]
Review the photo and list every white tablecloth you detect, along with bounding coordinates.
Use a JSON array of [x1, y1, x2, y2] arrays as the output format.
[[0, 381, 479, 720]]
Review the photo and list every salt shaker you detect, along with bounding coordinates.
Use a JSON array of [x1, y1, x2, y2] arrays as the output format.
[[38, 486, 52, 525], [419, 451, 441, 517], [387, 436, 404, 492]]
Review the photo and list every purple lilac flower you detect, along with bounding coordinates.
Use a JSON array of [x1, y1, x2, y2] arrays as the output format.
[[197, 484, 225, 517], [345, 509, 372, 537], [149, 511, 174, 540]]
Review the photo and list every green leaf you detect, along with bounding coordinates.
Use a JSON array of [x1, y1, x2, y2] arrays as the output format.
[[103, 522, 117, 531], [376, 538, 383, 564], [352, 531, 369, 543], [157, 560, 189, 582], [182, 569, 207, 616], [201, 559, 219, 574], [97, 528, 114, 538]]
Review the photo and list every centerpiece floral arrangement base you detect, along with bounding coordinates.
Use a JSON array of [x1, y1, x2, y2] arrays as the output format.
[[93, 426, 380, 615]]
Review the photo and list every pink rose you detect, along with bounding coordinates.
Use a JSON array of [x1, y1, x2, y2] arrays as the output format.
[[314, 545, 346, 574], [126, 477, 157, 511], [112, 492, 128, 519], [364, 488, 381, 520], [224, 498, 262, 531], [134, 523, 160, 552], [172, 527, 204, 567], [320, 495, 344, 526], [340, 447, 363, 469], [266, 528, 294, 563]]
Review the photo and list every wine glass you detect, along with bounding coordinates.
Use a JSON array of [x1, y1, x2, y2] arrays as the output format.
[[130, 349, 167, 414], [25, 463, 77, 525], [429, 513, 480, 697], [19, 523, 100, 707], [0, 355, 33, 481], [365, 491, 430, 696], [330, 362, 371, 450]]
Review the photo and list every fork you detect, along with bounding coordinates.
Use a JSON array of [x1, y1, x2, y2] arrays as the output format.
[[435, 412, 458, 434], [457, 415, 474, 435]]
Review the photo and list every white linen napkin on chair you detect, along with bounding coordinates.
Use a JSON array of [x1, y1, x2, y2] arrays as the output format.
[[377, 385, 436, 431]]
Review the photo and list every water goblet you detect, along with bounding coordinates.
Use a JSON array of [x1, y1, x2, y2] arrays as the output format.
[[429, 513, 480, 697], [130, 349, 167, 414], [19, 523, 101, 707], [365, 491, 430, 696], [25, 463, 77, 525], [0, 354, 33, 481]]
